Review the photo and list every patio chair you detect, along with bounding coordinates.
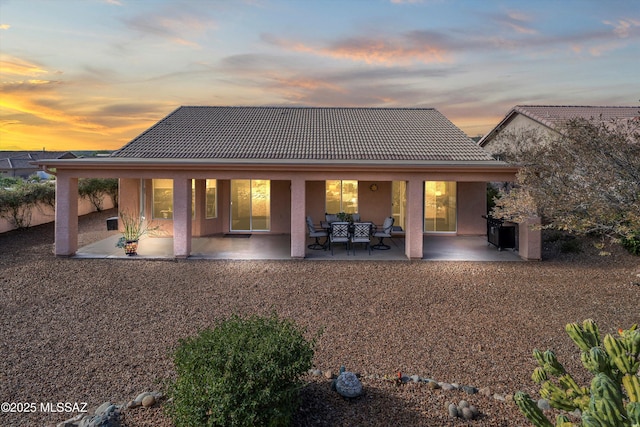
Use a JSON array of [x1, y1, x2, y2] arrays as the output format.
[[325, 213, 338, 223], [350, 222, 372, 255], [372, 217, 394, 250], [329, 221, 350, 255], [306, 216, 328, 250]]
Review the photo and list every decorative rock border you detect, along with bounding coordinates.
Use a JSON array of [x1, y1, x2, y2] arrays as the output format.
[[54, 391, 163, 427], [309, 368, 520, 420]]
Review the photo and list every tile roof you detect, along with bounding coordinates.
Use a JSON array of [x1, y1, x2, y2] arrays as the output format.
[[0, 151, 76, 170], [513, 105, 640, 129], [478, 105, 639, 147], [111, 107, 496, 162]]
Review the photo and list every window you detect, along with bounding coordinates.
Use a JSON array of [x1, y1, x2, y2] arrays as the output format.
[[206, 179, 217, 218], [325, 180, 358, 214], [153, 179, 173, 219], [152, 179, 196, 219], [424, 181, 456, 232]]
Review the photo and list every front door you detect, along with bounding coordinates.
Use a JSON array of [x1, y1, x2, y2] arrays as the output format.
[[230, 179, 271, 231]]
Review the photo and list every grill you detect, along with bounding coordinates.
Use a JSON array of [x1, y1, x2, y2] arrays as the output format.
[[483, 215, 517, 251]]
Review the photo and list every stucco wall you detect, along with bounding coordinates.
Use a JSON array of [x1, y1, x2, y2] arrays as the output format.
[[457, 182, 487, 235], [0, 194, 115, 234], [117, 178, 492, 238]]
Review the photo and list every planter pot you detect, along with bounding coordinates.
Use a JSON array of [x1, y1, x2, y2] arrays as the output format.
[[124, 240, 139, 256]]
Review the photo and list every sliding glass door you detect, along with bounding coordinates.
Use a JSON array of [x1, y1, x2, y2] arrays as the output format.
[[230, 179, 270, 231], [424, 181, 456, 232]]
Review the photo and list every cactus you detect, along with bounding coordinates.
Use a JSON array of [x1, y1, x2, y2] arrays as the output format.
[[515, 320, 640, 427]]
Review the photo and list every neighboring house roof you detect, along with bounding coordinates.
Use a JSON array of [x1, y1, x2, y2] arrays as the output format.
[[478, 105, 640, 147], [111, 106, 497, 163], [0, 151, 77, 176]]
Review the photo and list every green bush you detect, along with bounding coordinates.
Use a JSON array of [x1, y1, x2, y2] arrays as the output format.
[[166, 313, 316, 427], [0, 180, 55, 228], [621, 233, 640, 256], [78, 178, 118, 211]]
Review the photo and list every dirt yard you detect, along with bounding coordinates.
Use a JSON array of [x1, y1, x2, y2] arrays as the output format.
[[0, 209, 638, 426]]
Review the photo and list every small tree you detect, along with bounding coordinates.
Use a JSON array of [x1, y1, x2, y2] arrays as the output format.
[[490, 117, 640, 246]]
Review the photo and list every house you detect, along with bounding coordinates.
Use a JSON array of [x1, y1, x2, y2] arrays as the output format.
[[35, 106, 541, 260], [478, 105, 640, 152], [0, 151, 77, 179]]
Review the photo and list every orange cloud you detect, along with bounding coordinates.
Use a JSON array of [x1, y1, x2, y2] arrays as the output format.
[[0, 24, 10, 30], [0, 54, 48, 77], [265, 34, 450, 66], [0, 88, 107, 135]]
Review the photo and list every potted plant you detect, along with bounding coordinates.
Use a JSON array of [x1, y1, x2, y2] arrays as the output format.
[[115, 210, 159, 256], [336, 212, 353, 223]]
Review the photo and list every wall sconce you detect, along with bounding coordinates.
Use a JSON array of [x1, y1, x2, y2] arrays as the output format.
[[369, 183, 378, 192]]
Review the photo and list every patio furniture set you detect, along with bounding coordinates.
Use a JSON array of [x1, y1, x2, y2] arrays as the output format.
[[306, 215, 395, 255]]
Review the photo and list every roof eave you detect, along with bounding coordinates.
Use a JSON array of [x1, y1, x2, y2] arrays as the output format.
[[33, 157, 516, 173]]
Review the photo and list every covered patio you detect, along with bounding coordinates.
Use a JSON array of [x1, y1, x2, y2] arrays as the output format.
[[74, 233, 522, 261], [36, 107, 541, 261]]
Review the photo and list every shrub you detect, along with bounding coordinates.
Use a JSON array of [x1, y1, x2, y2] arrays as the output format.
[[0, 180, 55, 229], [166, 313, 316, 427], [514, 319, 640, 427], [621, 233, 640, 256], [78, 178, 118, 211]]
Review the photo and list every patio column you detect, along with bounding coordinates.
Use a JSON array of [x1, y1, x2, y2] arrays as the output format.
[[173, 178, 192, 258], [54, 172, 79, 256], [290, 178, 306, 258], [404, 177, 424, 259]]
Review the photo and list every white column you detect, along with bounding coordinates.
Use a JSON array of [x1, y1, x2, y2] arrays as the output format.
[[55, 172, 79, 256], [173, 178, 192, 258], [290, 178, 306, 258], [404, 177, 424, 259]]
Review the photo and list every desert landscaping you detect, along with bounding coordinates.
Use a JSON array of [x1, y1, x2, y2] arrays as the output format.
[[1, 208, 638, 426]]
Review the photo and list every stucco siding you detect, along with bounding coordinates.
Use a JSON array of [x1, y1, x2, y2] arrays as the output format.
[[456, 182, 487, 235]]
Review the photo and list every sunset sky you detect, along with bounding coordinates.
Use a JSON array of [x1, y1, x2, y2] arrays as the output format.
[[1, 0, 639, 151]]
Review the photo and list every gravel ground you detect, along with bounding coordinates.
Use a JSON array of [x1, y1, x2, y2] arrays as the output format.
[[1, 209, 638, 427]]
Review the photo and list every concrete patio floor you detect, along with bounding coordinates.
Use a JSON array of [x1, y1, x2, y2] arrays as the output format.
[[75, 233, 522, 261]]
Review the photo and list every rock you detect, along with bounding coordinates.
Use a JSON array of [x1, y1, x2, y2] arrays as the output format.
[[57, 413, 85, 427], [312, 369, 322, 376], [335, 371, 363, 398], [537, 399, 551, 411], [451, 383, 460, 389], [440, 382, 455, 391], [458, 400, 469, 408], [95, 402, 113, 416], [134, 392, 150, 404], [427, 381, 441, 390], [142, 394, 155, 407], [478, 386, 492, 397], [461, 407, 474, 420], [493, 393, 506, 402], [126, 400, 140, 409], [448, 403, 459, 418], [410, 375, 420, 383], [469, 405, 479, 417], [462, 385, 478, 394], [324, 370, 334, 379]]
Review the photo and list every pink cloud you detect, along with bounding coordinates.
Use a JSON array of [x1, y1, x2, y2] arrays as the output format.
[[263, 34, 451, 66]]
